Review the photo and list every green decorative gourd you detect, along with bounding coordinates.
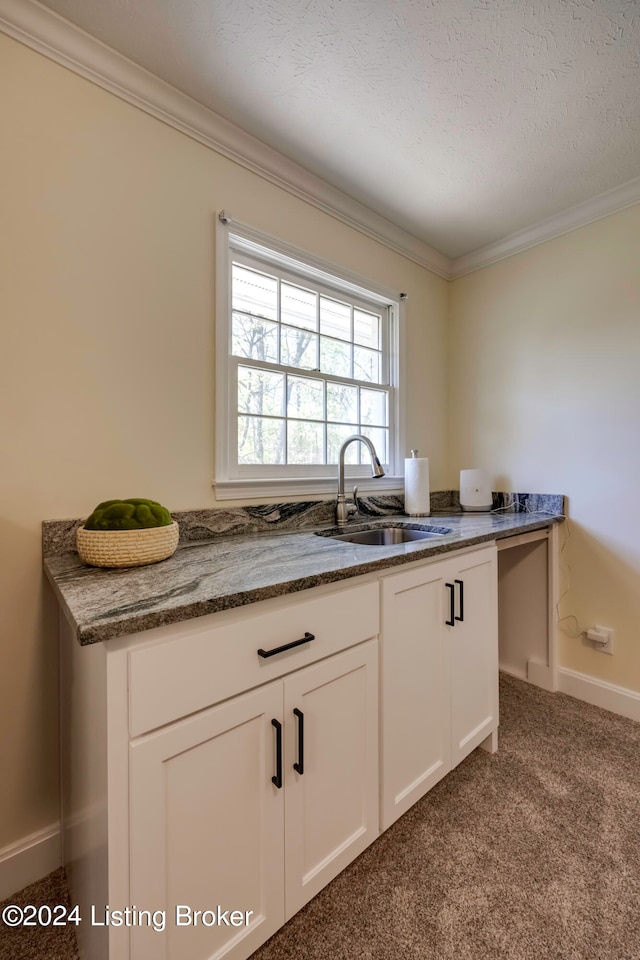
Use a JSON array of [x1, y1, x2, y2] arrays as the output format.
[[84, 498, 172, 531]]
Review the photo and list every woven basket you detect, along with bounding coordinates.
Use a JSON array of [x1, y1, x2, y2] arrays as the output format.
[[76, 521, 179, 568]]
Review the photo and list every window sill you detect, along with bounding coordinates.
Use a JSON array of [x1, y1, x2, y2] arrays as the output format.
[[213, 475, 404, 501]]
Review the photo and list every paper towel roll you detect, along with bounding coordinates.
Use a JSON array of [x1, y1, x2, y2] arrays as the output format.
[[404, 457, 430, 516]]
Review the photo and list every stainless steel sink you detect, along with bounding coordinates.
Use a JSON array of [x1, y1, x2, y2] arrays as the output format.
[[317, 524, 452, 545]]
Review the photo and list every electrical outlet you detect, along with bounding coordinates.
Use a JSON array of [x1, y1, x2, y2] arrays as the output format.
[[586, 625, 614, 655]]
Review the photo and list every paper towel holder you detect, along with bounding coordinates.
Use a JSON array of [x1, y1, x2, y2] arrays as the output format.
[[404, 450, 430, 517]]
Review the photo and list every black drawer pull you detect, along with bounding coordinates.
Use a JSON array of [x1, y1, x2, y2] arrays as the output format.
[[445, 582, 455, 626], [455, 579, 464, 622], [271, 719, 283, 789], [293, 708, 304, 775], [258, 632, 315, 659]]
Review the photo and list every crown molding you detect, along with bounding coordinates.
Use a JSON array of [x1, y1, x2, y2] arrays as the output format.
[[3, 0, 639, 283], [0, 0, 451, 279], [450, 176, 640, 279]]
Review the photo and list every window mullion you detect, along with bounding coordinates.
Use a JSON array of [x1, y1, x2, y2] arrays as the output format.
[[228, 358, 239, 475], [382, 305, 390, 386], [323, 380, 328, 465], [277, 278, 282, 365], [222, 223, 400, 486], [316, 287, 320, 370], [233, 247, 390, 313], [284, 370, 289, 465], [234, 356, 388, 392]]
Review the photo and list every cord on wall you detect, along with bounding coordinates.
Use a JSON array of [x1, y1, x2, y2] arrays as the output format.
[[490, 497, 583, 636], [553, 516, 587, 639]]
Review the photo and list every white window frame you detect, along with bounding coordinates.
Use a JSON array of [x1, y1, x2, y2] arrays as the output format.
[[214, 214, 405, 499]]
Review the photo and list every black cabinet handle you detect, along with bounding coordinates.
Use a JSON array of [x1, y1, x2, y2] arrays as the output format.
[[258, 632, 315, 659], [455, 579, 464, 622], [445, 582, 455, 626], [271, 719, 283, 788], [293, 708, 304, 775]]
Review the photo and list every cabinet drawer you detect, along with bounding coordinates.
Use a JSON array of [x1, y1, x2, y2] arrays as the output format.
[[128, 581, 379, 736]]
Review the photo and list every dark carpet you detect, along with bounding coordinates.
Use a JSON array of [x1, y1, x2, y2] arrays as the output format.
[[0, 868, 79, 959], [2, 674, 639, 959], [253, 673, 640, 960]]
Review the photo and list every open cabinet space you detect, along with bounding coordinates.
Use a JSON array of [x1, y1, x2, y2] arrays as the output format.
[[497, 527, 559, 691]]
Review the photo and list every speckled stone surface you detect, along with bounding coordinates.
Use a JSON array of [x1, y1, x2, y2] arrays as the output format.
[[41, 495, 405, 557], [41, 492, 564, 557], [44, 493, 565, 646]]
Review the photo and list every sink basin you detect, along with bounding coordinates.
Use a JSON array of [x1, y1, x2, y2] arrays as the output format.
[[317, 524, 452, 545]]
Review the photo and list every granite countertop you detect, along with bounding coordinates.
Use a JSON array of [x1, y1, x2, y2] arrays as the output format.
[[44, 493, 565, 646]]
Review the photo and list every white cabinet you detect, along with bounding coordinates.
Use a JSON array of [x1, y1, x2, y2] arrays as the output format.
[[60, 542, 502, 960], [380, 561, 451, 827], [380, 545, 498, 830], [448, 547, 499, 767], [61, 578, 380, 960], [283, 642, 379, 918], [129, 683, 285, 960], [126, 600, 378, 960]]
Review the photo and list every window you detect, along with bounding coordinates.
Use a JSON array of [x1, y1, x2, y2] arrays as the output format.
[[215, 217, 404, 498]]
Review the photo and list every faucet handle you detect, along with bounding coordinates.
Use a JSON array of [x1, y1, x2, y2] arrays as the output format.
[[352, 485, 358, 505]]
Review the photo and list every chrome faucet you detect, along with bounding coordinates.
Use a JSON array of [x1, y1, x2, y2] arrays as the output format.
[[335, 434, 385, 526]]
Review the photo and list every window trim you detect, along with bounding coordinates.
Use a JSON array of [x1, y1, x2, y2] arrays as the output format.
[[214, 215, 406, 499]]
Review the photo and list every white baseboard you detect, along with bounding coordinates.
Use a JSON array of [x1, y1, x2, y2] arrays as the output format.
[[558, 668, 640, 723], [499, 662, 528, 682], [526, 659, 556, 692], [0, 823, 61, 901], [499, 660, 556, 693]]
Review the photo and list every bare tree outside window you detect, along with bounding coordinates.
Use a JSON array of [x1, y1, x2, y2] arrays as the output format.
[[229, 258, 391, 471]]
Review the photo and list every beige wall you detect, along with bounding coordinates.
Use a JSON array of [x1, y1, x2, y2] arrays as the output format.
[[449, 204, 640, 692], [5, 23, 639, 863], [0, 34, 448, 850]]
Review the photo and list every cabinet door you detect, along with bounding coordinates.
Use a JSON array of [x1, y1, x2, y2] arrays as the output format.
[[380, 564, 451, 830], [129, 682, 284, 960], [447, 546, 499, 767], [283, 640, 378, 918]]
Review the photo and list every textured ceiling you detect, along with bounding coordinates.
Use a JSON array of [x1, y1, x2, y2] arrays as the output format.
[[37, 0, 640, 258]]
